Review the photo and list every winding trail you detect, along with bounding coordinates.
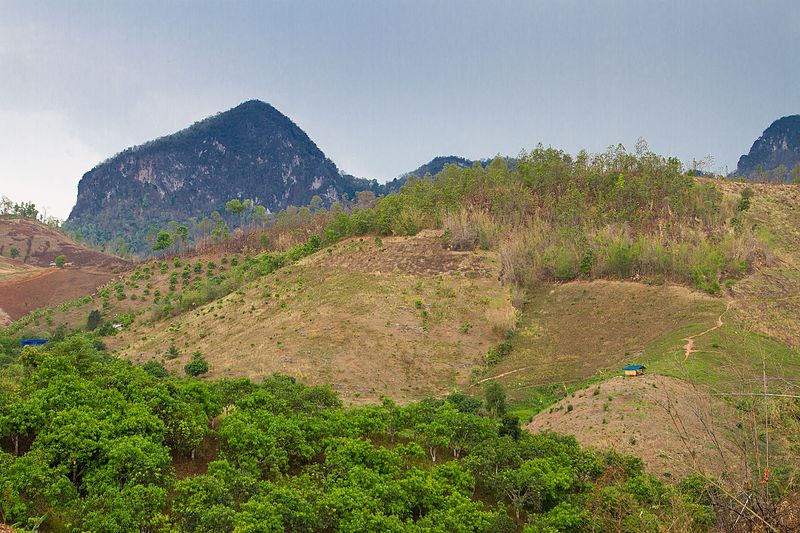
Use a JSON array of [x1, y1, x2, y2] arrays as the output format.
[[473, 365, 534, 385], [475, 298, 736, 385], [682, 300, 734, 362]]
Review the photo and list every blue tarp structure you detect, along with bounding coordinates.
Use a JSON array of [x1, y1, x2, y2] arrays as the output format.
[[20, 339, 48, 347], [622, 365, 645, 371]]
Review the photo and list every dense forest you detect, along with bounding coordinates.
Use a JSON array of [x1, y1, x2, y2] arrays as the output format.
[[0, 335, 713, 531]]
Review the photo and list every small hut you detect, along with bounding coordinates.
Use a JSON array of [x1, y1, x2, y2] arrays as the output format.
[[622, 364, 645, 377]]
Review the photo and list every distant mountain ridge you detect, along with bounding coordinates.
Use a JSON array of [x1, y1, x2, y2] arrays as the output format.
[[65, 100, 383, 253], [736, 115, 800, 182], [380, 156, 482, 192]]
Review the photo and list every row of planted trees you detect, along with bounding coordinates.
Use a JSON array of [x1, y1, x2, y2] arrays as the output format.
[[0, 333, 715, 531]]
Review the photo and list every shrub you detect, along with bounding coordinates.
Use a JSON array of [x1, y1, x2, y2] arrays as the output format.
[[86, 310, 102, 331], [737, 188, 753, 211], [185, 353, 209, 376], [143, 360, 170, 378]]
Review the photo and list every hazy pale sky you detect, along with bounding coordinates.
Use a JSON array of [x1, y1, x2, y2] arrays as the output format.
[[1, 0, 798, 219]]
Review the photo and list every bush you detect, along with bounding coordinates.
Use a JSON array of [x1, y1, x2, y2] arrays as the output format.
[[142, 360, 170, 378], [185, 352, 209, 376], [86, 310, 102, 331], [166, 345, 180, 359]]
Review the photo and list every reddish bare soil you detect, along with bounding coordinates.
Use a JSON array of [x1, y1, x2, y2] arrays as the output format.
[[0, 218, 129, 322], [0, 217, 128, 269], [0, 268, 116, 320]]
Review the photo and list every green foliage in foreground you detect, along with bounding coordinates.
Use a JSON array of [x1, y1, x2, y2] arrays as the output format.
[[0, 335, 714, 531]]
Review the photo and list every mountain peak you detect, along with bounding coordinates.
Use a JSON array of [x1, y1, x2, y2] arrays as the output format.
[[65, 102, 381, 253], [736, 114, 800, 181]]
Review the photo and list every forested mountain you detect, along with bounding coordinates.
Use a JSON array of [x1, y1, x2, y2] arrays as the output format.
[[380, 155, 480, 192], [404, 155, 477, 178], [736, 114, 800, 182], [64, 100, 383, 253]]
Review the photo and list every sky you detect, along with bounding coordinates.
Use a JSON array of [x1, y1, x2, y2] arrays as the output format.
[[1, 1, 799, 219]]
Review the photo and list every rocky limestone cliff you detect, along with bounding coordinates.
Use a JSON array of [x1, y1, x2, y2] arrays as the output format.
[[66, 100, 381, 253], [736, 115, 800, 182]]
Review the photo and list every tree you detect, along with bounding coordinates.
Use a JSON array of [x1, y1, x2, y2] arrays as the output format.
[[210, 211, 229, 242], [152, 230, 173, 252], [9, 246, 19, 259], [253, 205, 268, 227], [185, 353, 209, 377], [484, 382, 507, 417], [225, 199, 246, 228], [494, 458, 574, 519], [792, 163, 800, 184], [54, 255, 67, 268], [87, 310, 102, 331], [175, 225, 189, 246]]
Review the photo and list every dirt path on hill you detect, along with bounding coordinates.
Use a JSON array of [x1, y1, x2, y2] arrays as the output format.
[[474, 366, 535, 385], [683, 300, 734, 362], [0, 267, 56, 288]]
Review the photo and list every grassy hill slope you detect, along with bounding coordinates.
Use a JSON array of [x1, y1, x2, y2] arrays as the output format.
[[109, 231, 515, 403]]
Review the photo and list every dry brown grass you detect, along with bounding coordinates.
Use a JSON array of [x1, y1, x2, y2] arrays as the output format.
[[478, 280, 722, 401], [442, 208, 501, 251], [110, 232, 515, 404], [706, 179, 800, 348], [526, 374, 746, 480]]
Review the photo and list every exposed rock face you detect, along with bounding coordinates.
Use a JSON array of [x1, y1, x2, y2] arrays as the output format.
[[736, 115, 800, 182], [66, 100, 381, 252]]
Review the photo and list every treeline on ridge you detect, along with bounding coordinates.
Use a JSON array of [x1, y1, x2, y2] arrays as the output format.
[[164, 142, 762, 298]]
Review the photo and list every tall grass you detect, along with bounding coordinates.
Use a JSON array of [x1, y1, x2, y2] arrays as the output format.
[[442, 209, 501, 251], [498, 221, 766, 292]]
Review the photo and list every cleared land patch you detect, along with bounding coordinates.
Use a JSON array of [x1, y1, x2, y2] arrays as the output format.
[[0, 218, 129, 321], [526, 374, 746, 480], [111, 232, 514, 404], [478, 280, 722, 403]]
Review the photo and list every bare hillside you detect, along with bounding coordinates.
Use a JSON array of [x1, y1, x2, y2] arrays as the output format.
[[110, 231, 515, 403], [526, 375, 746, 480], [0, 218, 129, 320], [0, 218, 128, 268]]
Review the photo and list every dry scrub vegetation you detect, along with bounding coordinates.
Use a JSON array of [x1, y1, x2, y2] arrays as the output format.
[[111, 232, 515, 404]]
